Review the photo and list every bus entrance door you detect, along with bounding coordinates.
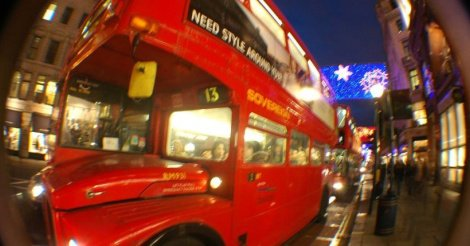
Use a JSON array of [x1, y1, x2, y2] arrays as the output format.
[[237, 165, 287, 245]]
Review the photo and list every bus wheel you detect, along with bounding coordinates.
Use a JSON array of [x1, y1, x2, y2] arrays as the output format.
[[316, 188, 329, 224], [153, 236, 206, 246]]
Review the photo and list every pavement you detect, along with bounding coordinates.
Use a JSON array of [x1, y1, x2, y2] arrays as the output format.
[[349, 174, 447, 246]]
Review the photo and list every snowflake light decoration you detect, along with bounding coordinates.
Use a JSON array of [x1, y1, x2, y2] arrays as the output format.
[[321, 63, 388, 100], [360, 69, 388, 95], [334, 65, 353, 81]]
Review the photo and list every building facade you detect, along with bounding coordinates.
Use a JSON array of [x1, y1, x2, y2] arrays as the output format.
[[376, 0, 467, 240], [5, 0, 97, 159], [376, 0, 429, 172]]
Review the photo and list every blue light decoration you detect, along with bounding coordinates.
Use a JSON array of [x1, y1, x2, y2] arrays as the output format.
[[322, 63, 389, 100]]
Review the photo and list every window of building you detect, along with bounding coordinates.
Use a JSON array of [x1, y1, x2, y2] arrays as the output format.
[[27, 35, 42, 60], [402, 40, 410, 56], [412, 101, 427, 126], [396, 18, 404, 32], [60, 7, 74, 24], [34, 75, 47, 103], [9, 71, 21, 98], [408, 69, 421, 90], [19, 72, 32, 99], [440, 103, 466, 185], [45, 80, 58, 105], [290, 131, 310, 166], [78, 13, 89, 28], [44, 40, 60, 64], [42, 3, 57, 21]]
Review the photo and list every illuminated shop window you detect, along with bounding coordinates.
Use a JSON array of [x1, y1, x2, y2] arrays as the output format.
[[440, 103, 466, 185], [42, 3, 58, 21]]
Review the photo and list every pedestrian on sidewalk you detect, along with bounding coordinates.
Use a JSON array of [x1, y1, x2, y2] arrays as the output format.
[[394, 159, 405, 195], [405, 160, 417, 195]]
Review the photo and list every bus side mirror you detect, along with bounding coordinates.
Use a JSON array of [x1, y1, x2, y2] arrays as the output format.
[[128, 61, 157, 98]]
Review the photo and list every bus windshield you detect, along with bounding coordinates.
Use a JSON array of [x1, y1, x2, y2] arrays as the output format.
[[60, 78, 152, 153]]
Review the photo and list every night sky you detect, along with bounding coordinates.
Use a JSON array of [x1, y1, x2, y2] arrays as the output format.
[[273, 0, 386, 125]]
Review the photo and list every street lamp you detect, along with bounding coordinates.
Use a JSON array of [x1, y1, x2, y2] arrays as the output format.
[[368, 83, 384, 215], [370, 83, 385, 99], [370, 83, 398, 236]]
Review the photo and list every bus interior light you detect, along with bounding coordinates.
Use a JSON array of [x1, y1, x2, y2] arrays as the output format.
[[130, 16, 159, 34]]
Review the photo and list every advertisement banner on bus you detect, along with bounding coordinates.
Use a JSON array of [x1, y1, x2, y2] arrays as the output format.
[[188, 0, 317, 98]]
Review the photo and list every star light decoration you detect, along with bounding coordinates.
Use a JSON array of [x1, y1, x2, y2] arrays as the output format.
[[334, 65, 353, 81], [359, 69, 388, 96]]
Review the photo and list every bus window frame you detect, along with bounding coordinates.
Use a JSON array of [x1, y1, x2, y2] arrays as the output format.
[[58, 78, 153, 154], [289, 130, 311, 167], [164, 106, 234, 163], [243, 126, 287, 165]]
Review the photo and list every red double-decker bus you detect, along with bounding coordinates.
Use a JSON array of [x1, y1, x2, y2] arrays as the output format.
[[329, 105, 363, 198], [28, 0, 338, 245]]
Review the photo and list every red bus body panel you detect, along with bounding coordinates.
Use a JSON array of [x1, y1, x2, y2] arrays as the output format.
[[40, 0, 339, 245]]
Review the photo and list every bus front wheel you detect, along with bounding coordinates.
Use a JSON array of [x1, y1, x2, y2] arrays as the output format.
[[158, 236, 206, 246]]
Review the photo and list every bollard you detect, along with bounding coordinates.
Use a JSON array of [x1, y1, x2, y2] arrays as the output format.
[[374, 190, 397, 235]]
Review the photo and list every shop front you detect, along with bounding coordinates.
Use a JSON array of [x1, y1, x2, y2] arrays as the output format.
[[28, 113, 50, 160], [4, 109, 22, 156]]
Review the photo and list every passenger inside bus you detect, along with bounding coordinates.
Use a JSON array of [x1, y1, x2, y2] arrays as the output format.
[[211, 140, 227, 161], [171, 139, 188, 157], [268, 141, 285, 163], [244, 141, 261, 163]]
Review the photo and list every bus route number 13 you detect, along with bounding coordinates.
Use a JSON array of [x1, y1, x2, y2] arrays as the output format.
[[204, 87, 219, 103], [199, 85, 229, 105]]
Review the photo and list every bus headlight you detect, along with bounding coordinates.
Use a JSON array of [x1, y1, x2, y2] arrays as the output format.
[[68, 239, 79, 246], [332, 181, 344, 191], [210, 176, 222, 189], [28, 173, 45, 202]]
